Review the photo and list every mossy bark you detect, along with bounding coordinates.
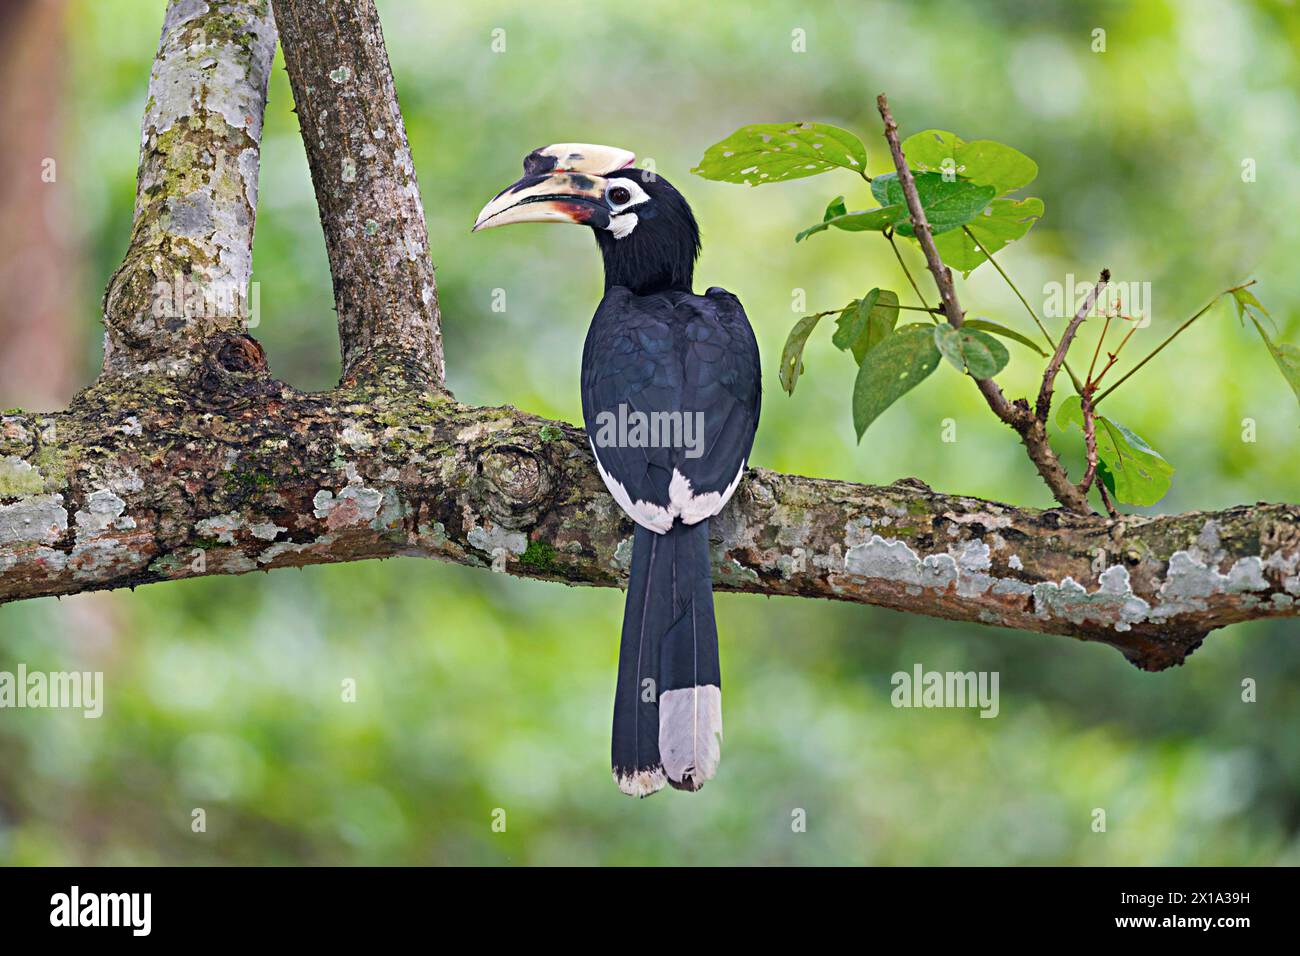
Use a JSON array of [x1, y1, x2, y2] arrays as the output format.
[[103, 0, 277, 376], [1, 355, 1297, 671]]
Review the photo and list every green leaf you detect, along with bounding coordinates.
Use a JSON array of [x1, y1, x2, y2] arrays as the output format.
[[795, 205, 905, 242], [963, 318, 1047, 356], [833, 289, 901, 363], [932, 325, 1010, 378], [852, 325, 942, 439], [779, 313, 824, 395], [823, 195, 847, 220], [1247, 314, 1300, 407], [934, 197, 1045, 276], [870, 172, 995, 237], [1056, 395, 1173, 506], [1231, 286, 1269, 321], [692, 123, 869, 186], [900, 130, 1038, 197]]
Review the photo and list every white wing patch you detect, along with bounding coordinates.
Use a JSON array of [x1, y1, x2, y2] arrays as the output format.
[[591, 442, 747, 534], [590, 440, 674, 533], [669, 462, 746, 525]]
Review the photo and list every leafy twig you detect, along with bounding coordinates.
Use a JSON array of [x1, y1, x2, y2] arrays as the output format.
[[876, 93, 1093, 514]]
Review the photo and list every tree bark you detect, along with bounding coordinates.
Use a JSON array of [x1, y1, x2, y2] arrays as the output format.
[[273, 0, 443, 387], [1, 1, 1296, 679], [1, 381, 1297, 672], [101, 0, 278, 377]]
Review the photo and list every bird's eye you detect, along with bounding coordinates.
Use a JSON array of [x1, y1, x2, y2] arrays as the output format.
[[608, 186, 632, 206]]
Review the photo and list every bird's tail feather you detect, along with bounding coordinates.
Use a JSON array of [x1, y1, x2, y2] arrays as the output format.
[[611, 520, 721, 797]]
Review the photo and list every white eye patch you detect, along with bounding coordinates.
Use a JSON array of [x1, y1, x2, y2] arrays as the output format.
[[605, 177, 650, 239], [605, 177, 650, 212]]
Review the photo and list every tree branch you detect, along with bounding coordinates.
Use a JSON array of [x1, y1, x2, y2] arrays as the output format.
[[1, 382, 1297, 672], [272, 0, 443, 387], [102, 0, 277, 377]]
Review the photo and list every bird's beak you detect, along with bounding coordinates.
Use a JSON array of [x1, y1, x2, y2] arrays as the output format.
[[473, 142, 636, 233]]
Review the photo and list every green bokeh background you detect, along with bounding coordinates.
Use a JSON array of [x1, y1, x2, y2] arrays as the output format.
[[2, 0, 1299, 864]]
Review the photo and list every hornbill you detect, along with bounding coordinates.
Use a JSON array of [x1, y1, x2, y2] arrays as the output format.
[[474, 143, 761, 796]]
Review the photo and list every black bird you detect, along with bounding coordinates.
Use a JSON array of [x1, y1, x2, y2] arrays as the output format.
[[474, 143, 761, 796]]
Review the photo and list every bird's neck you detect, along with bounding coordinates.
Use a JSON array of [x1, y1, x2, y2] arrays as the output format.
[[594, 229, 695, 296]]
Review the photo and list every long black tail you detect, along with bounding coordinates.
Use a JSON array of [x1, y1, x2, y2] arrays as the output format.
[[612, 519, 721, 797]]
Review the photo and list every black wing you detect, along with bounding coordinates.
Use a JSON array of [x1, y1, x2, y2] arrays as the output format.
[[581, 286, 761, 532]]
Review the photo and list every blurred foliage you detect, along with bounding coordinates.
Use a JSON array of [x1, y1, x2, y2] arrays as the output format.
[[2, 0, 1299, 865]]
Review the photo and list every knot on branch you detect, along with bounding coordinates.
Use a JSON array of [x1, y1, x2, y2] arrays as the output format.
[[194, 333, 271, 395], [214, 334, 268, 374], [476, 445, 552, 529]]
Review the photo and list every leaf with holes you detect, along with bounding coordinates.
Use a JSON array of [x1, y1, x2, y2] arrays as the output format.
[[870, 172, 995, 237], [833, 289, 901, 363], [933, 325, 1010, 378], [963, 318, 1047, 356], [692, 123, 869, 186], [852, 325, 941, 439], [779, 312, 825, 395], [901, 130, 1039, 197], [1057, 395, 1173, 506], [934, 197, 1045, 276]]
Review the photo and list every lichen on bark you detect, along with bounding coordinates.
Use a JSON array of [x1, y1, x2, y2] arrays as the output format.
[[102, 0, 277, 376], [1, 369, 1297, 672]]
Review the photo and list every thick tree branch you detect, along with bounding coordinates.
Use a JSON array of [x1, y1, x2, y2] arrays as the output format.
[[1, 383, 1297, 671], [272, 0, 443, 387], [102, 0, 277, 376]]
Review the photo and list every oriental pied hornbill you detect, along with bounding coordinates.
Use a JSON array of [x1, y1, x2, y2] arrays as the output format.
[[474, 143, 761, 796]]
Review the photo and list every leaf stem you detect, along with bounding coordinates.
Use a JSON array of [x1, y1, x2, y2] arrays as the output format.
[[886, 229, 935, 319], [1087, 314, 1112, 387], [1092, 287, 1241, 407]]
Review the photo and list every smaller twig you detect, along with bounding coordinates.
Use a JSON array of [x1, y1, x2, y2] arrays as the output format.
[[1079, 393, 1099, 494], [1086, 314, 1112, 386], [1090, 321, 1140, 387], [877, 101, 963, 329], [1097, 478, 1119, 519], [1037, 270, 1109, 422]]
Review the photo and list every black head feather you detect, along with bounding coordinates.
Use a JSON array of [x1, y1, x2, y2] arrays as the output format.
[[592, 170, 700, 296]]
